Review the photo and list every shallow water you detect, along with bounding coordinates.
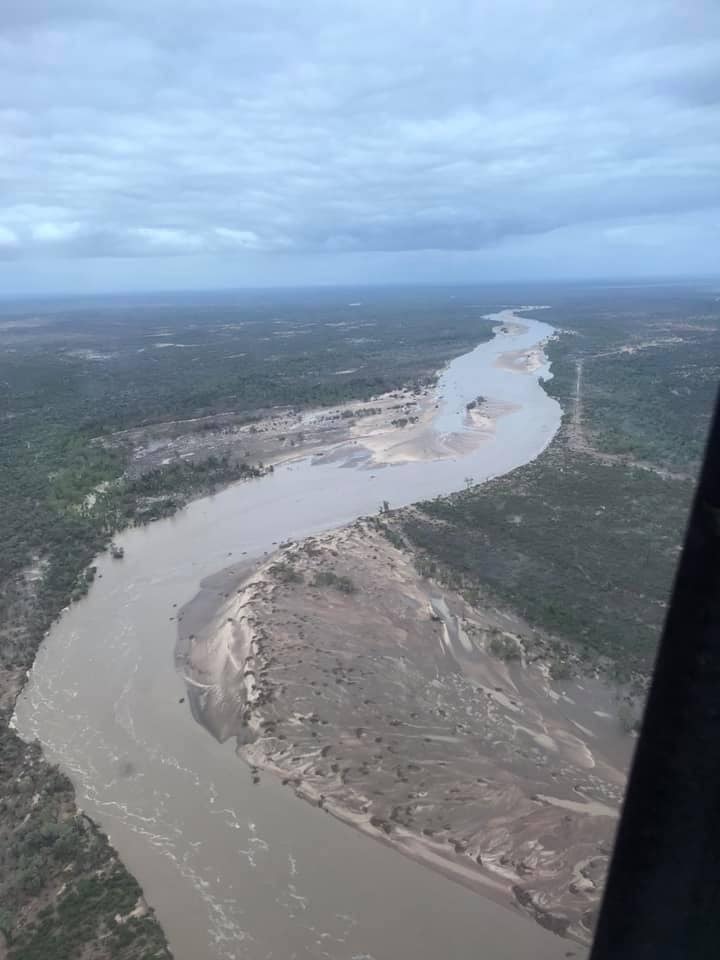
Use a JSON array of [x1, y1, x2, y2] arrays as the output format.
[[14, 311, 571, 960]]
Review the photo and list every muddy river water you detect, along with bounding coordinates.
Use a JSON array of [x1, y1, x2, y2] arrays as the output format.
[[14, 311, 574, 960]]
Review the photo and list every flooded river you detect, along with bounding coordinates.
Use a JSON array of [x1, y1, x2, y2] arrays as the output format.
[[14, 311, 571, 960]]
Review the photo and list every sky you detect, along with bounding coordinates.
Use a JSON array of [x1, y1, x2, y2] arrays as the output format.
[[1, 0, 719, 294]]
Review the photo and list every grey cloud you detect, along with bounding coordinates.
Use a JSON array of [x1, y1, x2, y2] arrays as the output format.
[[0, 0, 719, 264]]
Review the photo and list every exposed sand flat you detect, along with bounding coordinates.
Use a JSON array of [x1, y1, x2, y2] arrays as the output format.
[[496, 345, 549, 374], [348, 397, 520, 466], [181, 523, 633, 946], [107, 307, 548, 479]]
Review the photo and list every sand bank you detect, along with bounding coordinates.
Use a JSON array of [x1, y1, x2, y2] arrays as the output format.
[[180, 522, 632, 947]]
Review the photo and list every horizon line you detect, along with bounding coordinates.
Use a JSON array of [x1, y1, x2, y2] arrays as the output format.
[[1, 273, 719, 304]]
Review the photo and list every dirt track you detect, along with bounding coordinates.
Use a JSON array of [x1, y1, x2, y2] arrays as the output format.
[[567, 356, 690, 482]]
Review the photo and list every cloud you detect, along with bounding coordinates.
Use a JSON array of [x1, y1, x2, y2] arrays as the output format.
[[0, 225, 20, 256], [128, 227, 206, 255], [0, 0, 718, 274], [31, 221, 83, 243]]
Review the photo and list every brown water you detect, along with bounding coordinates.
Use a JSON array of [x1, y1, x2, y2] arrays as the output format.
[[14, 314, 575, 960]]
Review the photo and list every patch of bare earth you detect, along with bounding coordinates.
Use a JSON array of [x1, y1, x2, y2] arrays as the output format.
[[99, 387, 437, 478], [179, 523, 636, 947], [99, 366, 518, 479]]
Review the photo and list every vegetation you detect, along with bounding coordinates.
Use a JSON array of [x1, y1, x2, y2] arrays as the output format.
[[488, 632, 522, 662], [540, 287, 720, 471], [312, 570, 357, 594], [269, 561, 304, 584], [0, 739, 170, 960], [402, 439, 693, 677]]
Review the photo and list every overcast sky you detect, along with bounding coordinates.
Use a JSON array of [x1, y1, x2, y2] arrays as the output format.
[[1, 0, 719, 293]]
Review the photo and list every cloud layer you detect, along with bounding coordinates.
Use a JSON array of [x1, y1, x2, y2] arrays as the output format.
[[1, 0, 719, 275]]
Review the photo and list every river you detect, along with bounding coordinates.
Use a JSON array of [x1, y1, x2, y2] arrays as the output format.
[[14, 310, 570, 960]]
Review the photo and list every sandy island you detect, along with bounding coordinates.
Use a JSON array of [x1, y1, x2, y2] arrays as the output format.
[[178, 521, 632, 947]]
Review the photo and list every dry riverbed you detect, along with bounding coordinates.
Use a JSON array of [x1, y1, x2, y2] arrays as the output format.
[[178, 521, 634, 946]]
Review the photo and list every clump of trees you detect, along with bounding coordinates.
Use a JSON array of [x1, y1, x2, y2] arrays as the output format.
[[549, 659, 572, 681], [488, 632, 521, 662], [270, 562, 303, 585], [312, 570, 357, 594]]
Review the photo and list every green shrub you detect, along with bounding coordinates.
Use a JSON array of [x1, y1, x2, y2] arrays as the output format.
[[312, 570, 357, 594]]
